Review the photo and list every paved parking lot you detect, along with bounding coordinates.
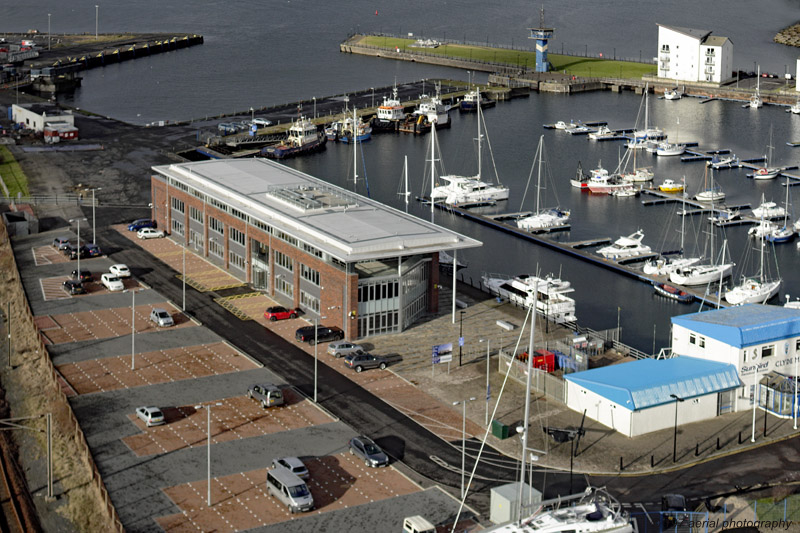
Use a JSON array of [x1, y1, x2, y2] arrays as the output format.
[[122, 389, 333, 456], [35, 300, 192, 345], [32, 244, 73, 265], [57, 341, 256, 394], [39, 274, 140, 301], [156, 452, 420, 532]]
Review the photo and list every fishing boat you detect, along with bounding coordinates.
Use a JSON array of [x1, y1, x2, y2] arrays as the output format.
[[413, 85, 451, 128], [262, 116, 326, 159], [653, 282, 693, 303], [664, 88, 682, 100], [430, 97, 509, 205], [659, 179, 684, 193], [371, 85, 406, 132], [481, 272, 577, 324], [459, 89, 496, 111], [570, 162, 591, 189], [752, 127, 780, 179], [337, 113, 372, 144], [486, 487, 636, 533], [517, 136, 570, 231], [588, 125, 615, 140], [597, 230, 651, 260]]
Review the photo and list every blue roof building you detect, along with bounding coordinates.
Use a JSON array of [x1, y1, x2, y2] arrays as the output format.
[[671, 305, 800, 349], [564, 357, 741, 437]]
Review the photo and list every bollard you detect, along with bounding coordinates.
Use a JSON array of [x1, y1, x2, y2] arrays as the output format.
[[619, 457, 623, 471], [738, 431, 743, 444], [717, 437, 720, 450], [695, 443, 699, 456], [650, 455, 654, 468]]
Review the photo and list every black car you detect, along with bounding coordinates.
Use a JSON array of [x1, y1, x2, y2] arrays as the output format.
[[65, 245, 89, 260], [295, 325, 344, 345], [71, 269, 93, 282], [84, 244, 102, 257], [62, 279, 86, 295]]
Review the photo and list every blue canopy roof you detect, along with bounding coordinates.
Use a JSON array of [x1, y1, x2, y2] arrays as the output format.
[[671, 305, 800, 348], [564, 356, 740, 410]]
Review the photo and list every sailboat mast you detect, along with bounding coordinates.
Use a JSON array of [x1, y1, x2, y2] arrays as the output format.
[[353, 106, 358, 187], [477, 88, 482, 181], [403, 155, 409, 212], [709, 168, 715, 260], [517, 280, 537, 523], [680, 176, 686, 253], [430, 122, 437, 221], [535, 136, 543, 213]]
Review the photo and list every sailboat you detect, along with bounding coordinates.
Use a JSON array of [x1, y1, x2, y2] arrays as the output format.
[[695, 166, 725, 202], [618, 146, 654, 182], [643, 180, 703, 275], [766, 176, 795, 243], [753, 126, 780, 179], [750, 67, 763, 109], [725, 228, 781, 305], [628, 84, 666, 150], [656, 117, 686, 156], [516, 136, 570, 231], [430, 90, 510, 206]]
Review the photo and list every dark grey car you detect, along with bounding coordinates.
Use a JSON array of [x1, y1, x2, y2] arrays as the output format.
[[247, 383, 285, 408], [343, 352, 391, 372], [348, 436, 389, 467]]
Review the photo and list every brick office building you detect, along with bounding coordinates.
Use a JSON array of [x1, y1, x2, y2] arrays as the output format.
[[151, 158, 481, 340]]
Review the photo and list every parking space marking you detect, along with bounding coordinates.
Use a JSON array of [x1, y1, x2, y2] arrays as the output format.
[[40, 276, 71, 301], [56, 341, 257, 395], [32, 245, 66, 266], [121, 390, 333, 457], [156, 454, 420, 532]]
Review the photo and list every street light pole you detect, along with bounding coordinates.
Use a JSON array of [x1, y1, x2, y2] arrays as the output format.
[[314, 317, 318, 403], [453, 397, 475, 499], [481, 338, 491, 425], [669, 394, 684, 462], [70, 217, 87, 274], [458, 311, 465, 366], [95, 5, 99, 40], [130, 289, 135, 370], [90, 188, 101, 244], [250, 107, 254, 122], [312, 97, 316, 119], [48, 14, 51, 51], [194, 402, 222, 506], [182, 240, 186, 311]]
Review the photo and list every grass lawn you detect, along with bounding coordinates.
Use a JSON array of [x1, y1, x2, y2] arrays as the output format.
[[358, 36, 656, 79], [0, 146, 30, 198], [753, 495, 800, 522]]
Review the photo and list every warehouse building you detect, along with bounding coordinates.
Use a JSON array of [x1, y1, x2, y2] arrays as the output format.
[[564, 356, 741, 437], [672, 304, 800, 417], [150, 158, 481, 340], [11, 103, 77, 137]]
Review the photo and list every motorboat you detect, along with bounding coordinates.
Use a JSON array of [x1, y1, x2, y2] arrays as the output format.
[[262, 116, 326, 159], [371, 85, 406, 132], [482, 272, 577, 324], [643, 256, 701, 276], [413, 86, 451, 128], [337, 115, 372, 143], [460, 89, 496, 111], [554, 120, 576, 130], [566, 124, 592, 134], [709, 208, 740, 225], [598, 230, 651, 260], [659, 179, 684, 193], [609, 187, 638, 197], [707, 154, 739, 169], [653, 282, 693, 302], [664, 88, 682, 100], [748, 219, 777, 239], [516, 136, 570, 232], [486, 487, 635, 533], [752, 199, 785, 219], [585, 161, 633, 193], [588, 125, 615, 140], [656, 141, 686, 156]]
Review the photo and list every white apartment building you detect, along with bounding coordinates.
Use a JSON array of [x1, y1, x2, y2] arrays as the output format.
[[657, 24, 733, 84]]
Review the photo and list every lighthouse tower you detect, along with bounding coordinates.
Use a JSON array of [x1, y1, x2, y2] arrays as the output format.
[[528, 6, 554, 73]]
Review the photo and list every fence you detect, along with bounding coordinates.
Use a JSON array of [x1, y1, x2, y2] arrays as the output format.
[[0, 220, 123, 531], [499, 350, 566, 403], [0, 194, 94, 206]]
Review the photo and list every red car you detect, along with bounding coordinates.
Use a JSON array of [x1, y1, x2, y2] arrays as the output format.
[[264, 306, 298, 321]]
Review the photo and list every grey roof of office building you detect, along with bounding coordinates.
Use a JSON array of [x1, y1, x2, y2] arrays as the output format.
[[152, 158, 482, 263]]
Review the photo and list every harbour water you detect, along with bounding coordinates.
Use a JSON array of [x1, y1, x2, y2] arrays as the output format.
[[5, 1, 800, 351]]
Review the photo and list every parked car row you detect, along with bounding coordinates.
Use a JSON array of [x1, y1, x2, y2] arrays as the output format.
[[295, 325, 344, 345], [51, 236, 102, 260]]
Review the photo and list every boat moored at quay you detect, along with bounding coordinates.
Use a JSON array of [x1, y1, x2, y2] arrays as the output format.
[[262, 117, 326, 159], [481, 272, 578, 324]]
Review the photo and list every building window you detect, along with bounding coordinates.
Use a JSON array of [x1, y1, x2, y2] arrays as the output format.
[[689, 334, 696, 345], [762, 344, 774, 358], [301, 264, 320, 286], [300, 290, 320, 313], [171, 197, 185, 214], [190, 206, 203, 223], [209, 216, 224, 234], [171, 219, 184, 236], [275, 276, 293, 299], [796, 340, 800, 352], [302, 242, 323, 258], [209, 239, 224, 258], [229, 251, 245, 270], [230, 227, 245, 246], [699, 337, 705, 348], [275, 250, 293, 271]]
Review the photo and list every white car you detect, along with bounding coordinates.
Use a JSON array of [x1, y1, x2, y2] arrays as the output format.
[[100, 273, 125, 292], [272, 456, 309, 480], [135, 406, 165, 427], [252, 117, 272, 127], [137, 228, 165, 239], [109, 264, 131, 278]]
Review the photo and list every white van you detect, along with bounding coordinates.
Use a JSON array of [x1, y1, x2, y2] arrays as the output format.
[[403, 515, 436, 533], [266, 468, 314, 513]]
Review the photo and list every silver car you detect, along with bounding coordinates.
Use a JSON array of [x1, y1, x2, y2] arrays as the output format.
[[150, 308, 174, 327], [327, 341, 364, 358], [272, 456, 309, 480], [348, 436, 389, 467], [135, 406, 165, 427]]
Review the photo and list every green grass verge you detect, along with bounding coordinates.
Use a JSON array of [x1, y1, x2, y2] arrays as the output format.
[[358, 36, 656, 79], [0, 146, 30, 198], [754, 495, 800, 522]]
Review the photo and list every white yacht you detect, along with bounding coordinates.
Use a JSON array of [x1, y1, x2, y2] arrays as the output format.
[[725, 232, 781, 305], [486, 487, 636, 533], [656, 141, 686, 156], [707, 154, 739, 169], [482, 272, 577, 324], [430, 175, 509, 205], [643, 256, 702, 276], [664, 88, 682, 100], [516, 135, 570, 232], [750, 67, 763, 109], [588, 125, 615, 140], [752, 199, 785, 219], [598, 230, 652, 260]]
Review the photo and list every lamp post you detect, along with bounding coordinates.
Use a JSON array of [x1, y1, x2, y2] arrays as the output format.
[[458, 311, 465, 366], [312, 97, 316, 119], [250, 107, 254, 122], [370, 87, 374, 108], [69, 217, 87, 276], [95, 5, 99, 40], [194, 402, 223, 506], [480, 338, 491, 425], [48, 14, 51, 51], [127, 288, 136, 370], [89, 188, 101, 244], [452, 397, 476, 499], [182, 237, 187, 311], [669, 394, 684, 462]]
